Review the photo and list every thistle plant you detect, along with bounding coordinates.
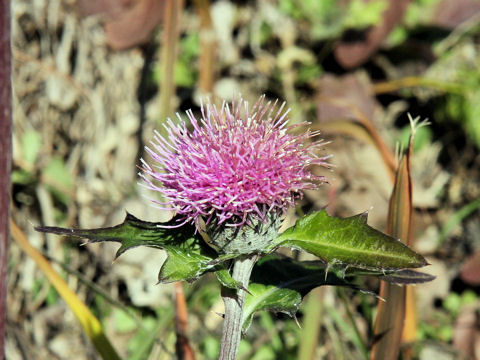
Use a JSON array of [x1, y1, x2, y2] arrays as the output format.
[[139, 97, 329, 251], [37, 96, 433, 360]]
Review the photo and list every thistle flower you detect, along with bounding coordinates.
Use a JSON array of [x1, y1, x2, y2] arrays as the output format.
[[139, 96, 330, 231]]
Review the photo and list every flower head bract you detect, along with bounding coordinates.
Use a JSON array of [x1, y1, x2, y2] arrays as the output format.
[[139, 96, 330, 229]]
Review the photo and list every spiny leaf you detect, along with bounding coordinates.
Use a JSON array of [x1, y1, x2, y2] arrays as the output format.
[[243, 283, 301, 331], [214, 268, 245, 290], [377, 269, 435, 285], [35, 213, 190, 258], [159, 241, 218, 284], [273, 210, 427, 271], [343, 268, 435, 285], [243, 255, 376, 331], [35, 213, 221, 283], [244, 256, 434, 333]]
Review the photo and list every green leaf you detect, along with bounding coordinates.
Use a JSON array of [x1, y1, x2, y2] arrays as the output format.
[[244, 255, 432, 332], [214, 268, 245, 290], [273, 210, 427, 271], [113, 308, 137, 333], [344, 0, 388, 29], [11, 169, 35, 185], [243, 255, 371, 331], [159, 240, 218, 283], [43, 156, 73, 190], [22, 130, 42, 166], [243, 283, 301, 331], [42, 156, 74, 204], [35, 213, 222, 283]]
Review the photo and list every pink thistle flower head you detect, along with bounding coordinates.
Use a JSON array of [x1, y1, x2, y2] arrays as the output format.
[[139, 96, 330, 234]]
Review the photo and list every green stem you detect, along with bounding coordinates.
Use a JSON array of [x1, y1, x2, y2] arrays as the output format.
[[218, 255, 257, 360]]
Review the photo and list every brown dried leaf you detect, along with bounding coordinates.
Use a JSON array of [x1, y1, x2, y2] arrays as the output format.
[[453, 304, 479, 358], [334, 0, 411, 69], [371, 120, 414, 360], [77, 0, 133, 17], [433, 0, 480, 29], [317, 72, 377, 123], [316, 73, 396, 178], [78, 0, 165, 50], [460, 250, 480, 285], [105, 0, 165, 50]]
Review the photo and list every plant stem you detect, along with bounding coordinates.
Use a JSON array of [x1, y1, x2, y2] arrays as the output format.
[[219, 255, 257, 360], [174, 282, 195, 360]]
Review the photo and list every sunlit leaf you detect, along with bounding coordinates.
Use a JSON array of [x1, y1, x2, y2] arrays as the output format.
[[35, 213, 222, 283], [42, 156, 74, 204], [21, 130, 42, 166], [43, 156, 73, 190], [11, 169, 35, 185], [273, 210, 426, 271], [215, 268, 244, 290], [158, 241, 218, 284]]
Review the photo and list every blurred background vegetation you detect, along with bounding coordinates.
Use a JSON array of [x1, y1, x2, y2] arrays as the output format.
[[7, 0, 480, 359]]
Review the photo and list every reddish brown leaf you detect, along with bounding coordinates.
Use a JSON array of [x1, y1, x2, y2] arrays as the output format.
[[77, 0, 133, 17], [385, 154, 413, 245], [105, 0, 165, 50], [371, 121, 415, 360], [175, 282, 195, 360], [460, 250, 480, 285], [402, 286, 417, 356], [316, 73, 396, 178], [77, 0, 165, 50], [317, 73, 377, 123], [334, 0, 411, 69], [371, 285, 407, 360], [433, 0, 480, 29], [453, 304, 479, 358]]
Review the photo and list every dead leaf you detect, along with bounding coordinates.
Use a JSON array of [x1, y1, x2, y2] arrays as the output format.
[[334, 0, 411, 69], [433, 0, 480, 29], [460, 250, 480, 285], [78, 0, 165, 50], [317, 72, 378, 123], [77, 0, 133, 17], [371, 117, 414, 360], [316, 72, 396, 178], [453, 303, 479, 358]]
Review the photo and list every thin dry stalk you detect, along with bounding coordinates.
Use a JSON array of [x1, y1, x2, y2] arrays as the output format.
[[159, 0, 184, 128], [194, 0, 216, 96], [174, 282, 195, 360]]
